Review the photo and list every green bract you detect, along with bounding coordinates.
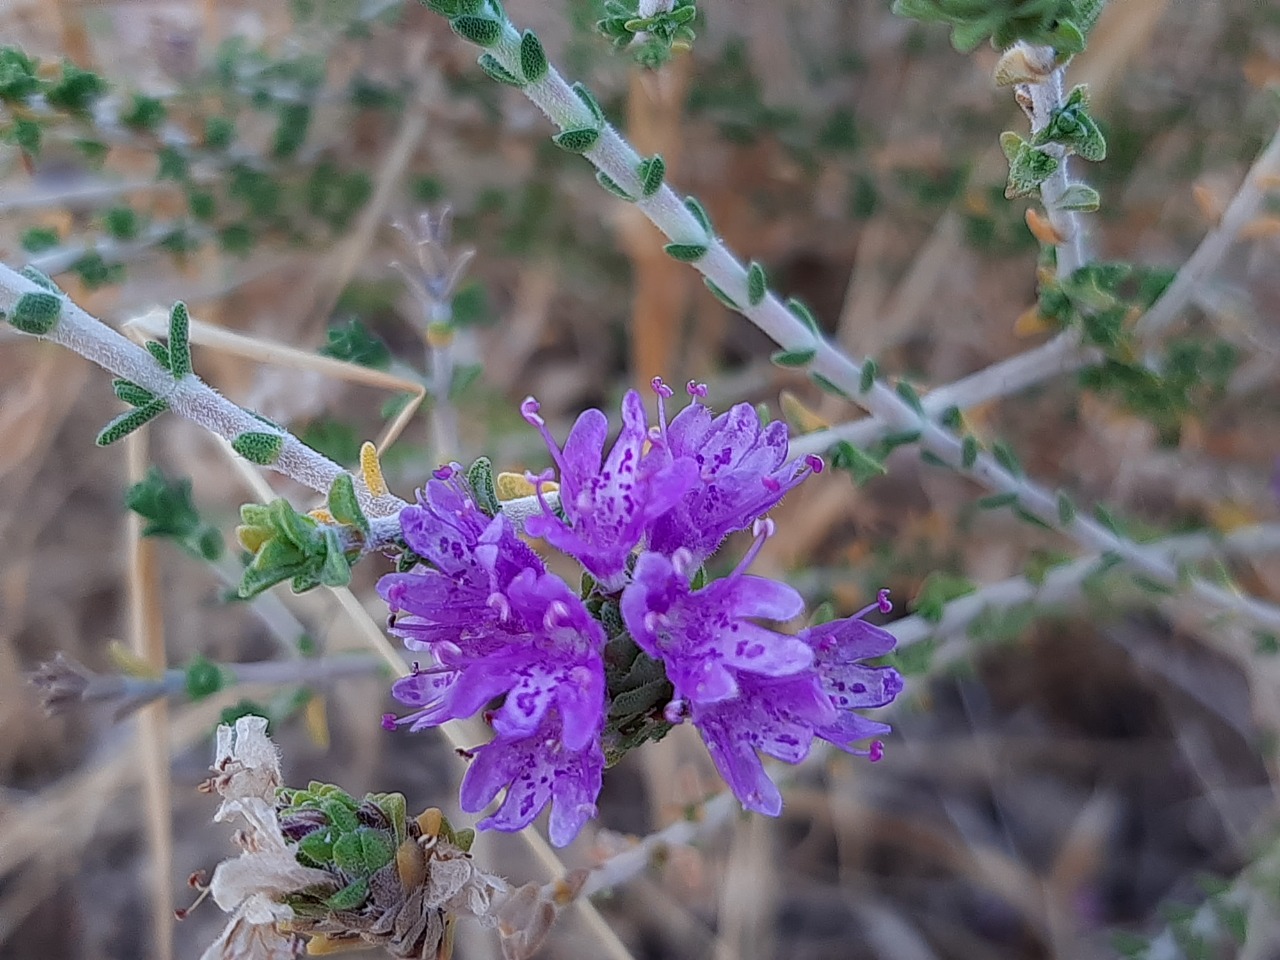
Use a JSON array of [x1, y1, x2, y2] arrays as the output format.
[[891, 0, 1104, 53]]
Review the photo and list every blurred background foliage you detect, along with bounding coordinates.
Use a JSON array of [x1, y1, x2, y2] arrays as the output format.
[[2, 0, 1280, 958]]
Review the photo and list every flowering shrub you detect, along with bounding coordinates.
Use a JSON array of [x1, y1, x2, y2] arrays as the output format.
[[7, 0, 1280, 957]]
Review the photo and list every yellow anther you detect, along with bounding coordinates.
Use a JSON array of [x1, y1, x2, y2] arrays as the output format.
[[360, 441, 388, 498], [496, 471, 557, 501]]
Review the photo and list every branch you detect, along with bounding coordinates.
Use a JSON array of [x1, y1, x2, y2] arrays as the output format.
[[0, 261, 407, 517]]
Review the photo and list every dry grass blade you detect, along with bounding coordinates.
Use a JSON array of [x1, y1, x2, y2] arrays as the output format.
[[127, 429, 175, 960]]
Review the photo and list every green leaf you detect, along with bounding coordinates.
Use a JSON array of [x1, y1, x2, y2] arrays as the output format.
[[122, 93, 166, 132], [991, 440, 1022, 477], [232, 432, 284, 465], [146, 340, 171, 369], [810, 372, 850, 399], [703, 278, 738, 309], [296, 830, 335, 867], [318, 319, 390, 369], [168, 302, 192, 378], [156, 146, 189, 182], [787, 298, 820, 335], [96, 398, 168, 445], [319, 527, 352, 588], [663, 242, 707, 262], [185, 656, 227, 700], [552, 127, 599, 153], [683, 197, 712, 236], [451, 16, 504, 47], [20, 266, 60, 293], [830, 440, 886, 485], [977, 491, 1019, 509], [104, 206, 140, 241], [859, 359, 877, 393], [10, 291, 62, 335], [913, 572, 976, 624], [1056, 183, 1100, 212], [1005, 143, 1059, 199], [325, 878, 369, 911], [477, 53, 523, 86], [595, 170, 634, 201], [204, 115, 234, 149], [747, 261, 767, 306], [771, 347, 816, 367], [519, 30, 548, 81], [961, 435, 979, 469], [638, 155, 665, 197], [466, 456, 501, 517], [572, 82, 605, 124], [895, 380, 924, 414], [327, 473, 369, 536], [21, 227, 59, 253], [112, 379, 157, 407]]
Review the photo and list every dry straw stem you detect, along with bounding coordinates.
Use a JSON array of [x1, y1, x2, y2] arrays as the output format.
[[126, 429, 174, 960]]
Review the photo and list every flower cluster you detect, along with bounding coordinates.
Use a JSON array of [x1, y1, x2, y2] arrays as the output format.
[[380, 380, 903, 844]]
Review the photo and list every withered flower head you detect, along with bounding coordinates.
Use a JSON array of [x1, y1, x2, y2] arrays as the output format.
[[198, 716, 507, 960]]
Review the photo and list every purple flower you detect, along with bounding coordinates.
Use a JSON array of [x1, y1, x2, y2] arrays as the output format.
[[684, 593, 903, 815], [387, 568, 606, 741], [376, 465, 546, 653], [522, 392, 697, 592], [620, 522, 813, 705], [385, 566, 608, 847], [460, 709, 605, 847], [646, 379, 822, 564]]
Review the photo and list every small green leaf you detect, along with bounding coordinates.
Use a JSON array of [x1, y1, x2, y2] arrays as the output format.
[[325, 878, 369, 911], [297, 830, 335, 868], [683, 197, 712, 236], [961, 435, 979, 469], [10, 291, 62, 335], [1056, 183, 1100, 212], [320, 527, 352, 588], [787, 299, 820, 335], [977, 491, 1019, 509], [771, 347, 817, 367], [991, 440, 1022, 477], [859, 359, 877, 393], [830, 440, 886, 485], [913, 572, 976, 624], [940, 405, 963, 429], [327, 473, 369, 536], [746, 261, 767, 306], [112, 379, 157, 407], [96, 398, 168, 445], [146, 341, 171, 370], [168, 301, 192, 378], [477, 52, 523, 86], [572, 83, 604, 124], [1012, 506, 1053, 531], [810, 372, 849, 399], [638, 155, 665, 197], [663, 242, 707, 262], [895, 380, 925, 414], [185, 656, 227, 700], [232, 432, 284, 465], [703, 278, 738, 309], [21, 227, 60, 253], [595, 170, 634, 201], [451, 16, 504, 47], [466, 456, 501, 517], [1005, 143, 1059, 199], [552, 127, 599, 153], [519, 30, 548, 82]]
